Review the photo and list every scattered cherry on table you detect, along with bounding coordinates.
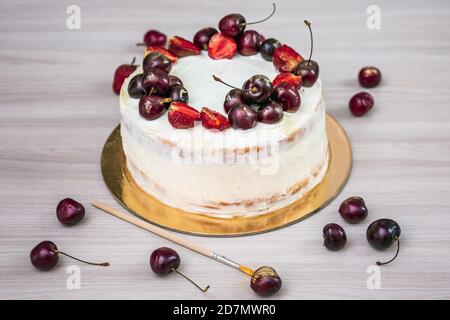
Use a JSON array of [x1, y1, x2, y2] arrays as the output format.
[[359, 66, 382, 88], [323, 223, 347, 251], [349, 92, 374, 116], [366, 219, 401, 266], [30, 241, 109, 271], [339, 196, 368, 223], [250, 266, 282, 297], [150, 247, 209, 292], [56, 198, 85, 226]]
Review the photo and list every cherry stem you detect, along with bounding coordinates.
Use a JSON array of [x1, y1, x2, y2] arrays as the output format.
[[130, 57, 136, 66], [56, 250, 110, 267], [304, 20, 313, 66], [161, 98, 172, 104], [212, 75, 257, 93], [376, 237, 400, 266], [245, 3, 276, 26], [171, 268, 210, 293], [136, 42, 145, 47]]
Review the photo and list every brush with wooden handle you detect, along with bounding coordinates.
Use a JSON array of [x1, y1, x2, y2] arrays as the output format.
[[91, 200, 255, 276]]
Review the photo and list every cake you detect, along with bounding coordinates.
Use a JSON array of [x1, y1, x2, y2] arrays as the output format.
[[118, 16, 328, 217]]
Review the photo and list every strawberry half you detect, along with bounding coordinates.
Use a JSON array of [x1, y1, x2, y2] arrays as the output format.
[[168, 102, 201, 129], [112, 57, 137, 94], [200, 107, 230, 131], [144, 46, 178, 63], [208, 33, 237, 60], [168, 36, 201, 58], [272, 72, 302, 90], [272, 45, 303, 72]]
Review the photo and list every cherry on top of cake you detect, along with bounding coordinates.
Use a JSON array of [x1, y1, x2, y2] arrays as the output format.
[[126, 3, 320, 132]]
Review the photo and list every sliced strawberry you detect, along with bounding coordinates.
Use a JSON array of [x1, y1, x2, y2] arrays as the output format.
[[200, 107, 230, 131], [272, 45, 303, 72], [112, 57, 137, 94], [208, 33, 237, 60], [144, 46, 178, 63], [168, 36, 201, 58], [167, 102, 200, 129], [272, 72, 302, 90]]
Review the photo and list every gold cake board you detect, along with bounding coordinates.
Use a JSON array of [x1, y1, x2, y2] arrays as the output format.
[[101, 113, 352, 237]]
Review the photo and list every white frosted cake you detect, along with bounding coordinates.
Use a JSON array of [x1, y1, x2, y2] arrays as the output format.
[[119, 52, 328, 217]]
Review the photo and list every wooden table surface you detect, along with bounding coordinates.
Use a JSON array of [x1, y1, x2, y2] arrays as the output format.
[[1, 0, 450, 300]]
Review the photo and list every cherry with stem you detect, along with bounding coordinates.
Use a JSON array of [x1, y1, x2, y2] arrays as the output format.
[[150, 247, 209, 293], [294, 20, 320, 87], [30, 241, 109, 271]]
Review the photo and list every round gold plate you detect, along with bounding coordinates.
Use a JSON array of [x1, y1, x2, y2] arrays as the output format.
[[101, 113, 352, 237]]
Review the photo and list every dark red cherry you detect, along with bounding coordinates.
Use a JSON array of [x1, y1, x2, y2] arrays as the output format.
[[30, 241, 109, 271], [294, 60, 319, 87], [293, 20, 319, 87], [139, 95, 169, 120], [359, 66, 382, 88], [219, 13, 245, 38], [142, 69, 170, 94], [127, 73, 146, 98], [349, 92, 374, 117], [260, 38, 281, 61], [258, 100, 284, 124], [143, 51, 172, 74], [272, 82, 301, 113], [169, 85, 189, 104], [30, 241, 59, 271], [238, 30, 264, 56], [228, 104, 258, 130], [150, 247, 180, 275], [56, 198, 85, 226], [224, 89, 246, 114], [150, 247, 209, 292], [250, 266, 282, 297], [242, 75, 272, 104], [339, 196, 368, 223], [218, 3, 276, 38], [142, 29, 167, 47], [169, 75, 183, 88], [193, 27, 218, 51], [323, 223, 347, 251], [367, 219, 401, 266]]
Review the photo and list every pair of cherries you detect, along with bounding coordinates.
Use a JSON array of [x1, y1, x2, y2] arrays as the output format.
[[349, 66, 382, 116], [323, 196, 401, 266], [30, 198, 110, 270]]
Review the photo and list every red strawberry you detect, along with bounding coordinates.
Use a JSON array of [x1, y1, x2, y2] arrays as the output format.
[[272, 73, 302, 90], [200, 107, 230, 131], [168, 36, 201, 58], [144, 46, 178, 63], [168, 102, 200, 129], [112, 57, 137, 94], [272, 45, 303, 72], [208, 33, 237, 60]]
